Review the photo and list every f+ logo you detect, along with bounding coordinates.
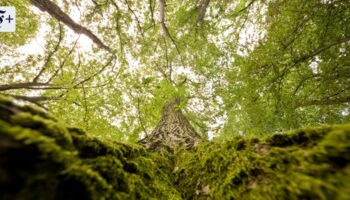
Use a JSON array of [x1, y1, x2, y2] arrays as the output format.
[[0, 7, 16, 32], [0, 10, 14, 24]]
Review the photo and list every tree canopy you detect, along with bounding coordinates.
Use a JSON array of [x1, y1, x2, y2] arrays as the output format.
[[1, 0, 349, 142]]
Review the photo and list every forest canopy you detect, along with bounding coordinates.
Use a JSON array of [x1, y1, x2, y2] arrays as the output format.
[[0, 0, 349, 142]]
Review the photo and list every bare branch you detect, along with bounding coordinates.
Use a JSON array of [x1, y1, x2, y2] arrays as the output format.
[[0, 80, 109, 91], [158, 0, 170, 37], [149, 0, 156, 27], [292, 74, 320, 95], [195, 0, 210, 25], [273, 35, 350, 85], [162, 37, 175, 85], [110, 1, 126, 57], [238, 0, 257, 13], [158, 0, 183, 61], [90, 0, 100, 7], [29, 0, 111, 51], [124, 0, 145, 38]]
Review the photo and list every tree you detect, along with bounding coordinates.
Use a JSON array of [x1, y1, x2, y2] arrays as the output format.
[[1, 0, 349, 142], [1, 0, 350, 198], [139, 97, 203, 150]]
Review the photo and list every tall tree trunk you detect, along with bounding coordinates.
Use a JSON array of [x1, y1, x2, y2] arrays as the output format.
[[138, 98, 203, 151]]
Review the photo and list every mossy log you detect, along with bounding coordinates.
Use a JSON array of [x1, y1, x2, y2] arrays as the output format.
[[0, 95, 349, 200]]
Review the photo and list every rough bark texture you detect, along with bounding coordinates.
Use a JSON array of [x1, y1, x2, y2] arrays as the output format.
[[0, 95, 179, 200], [138, 98, 203, 151], [1, 95, 350, 199]]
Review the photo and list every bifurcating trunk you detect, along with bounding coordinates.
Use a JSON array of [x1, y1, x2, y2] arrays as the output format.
[[138, 98, 203, 151]]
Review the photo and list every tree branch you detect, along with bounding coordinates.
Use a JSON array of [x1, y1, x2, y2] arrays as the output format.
[[29, 0, 111, 51], [74, 55, 116, 88], [149, 0, 156, 27], [162, 37, 175, 85], [137, 97, 148, 136], [158, 0, 183, 62], [294, 36, 350, 63], [1, 94, 62, 103], [0, 82, 51, 91], [46, 36, 80, 83], [158, 0, 170, 37], [124, 0, 145, 38], [195, 0, 210, 25], [298, 96, 350, 107], [238, 0, 257, 13], [33, 23, 63, 83]]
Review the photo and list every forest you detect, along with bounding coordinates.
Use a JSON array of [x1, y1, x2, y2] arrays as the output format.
[[0, 0, 349, 199]]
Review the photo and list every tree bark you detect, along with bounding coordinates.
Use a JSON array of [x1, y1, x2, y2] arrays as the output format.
[[138, 98, 203, 151], [1, 95, 350, 199]]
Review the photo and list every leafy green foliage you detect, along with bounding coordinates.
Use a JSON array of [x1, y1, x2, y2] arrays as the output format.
[[219, 0, 350, 138], [0, 0, 349, 140]]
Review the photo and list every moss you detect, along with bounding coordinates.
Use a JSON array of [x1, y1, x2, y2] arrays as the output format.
[[0, 96, 21, 121], [265, 126, 330, 147], [0, 96, 181, 200], [0, 95, 349, 199], [67, 127, 87, 136], [10, 113, 73, 149], [174, 125, 350, 199], [56, 164, 112, 200], [0, 95, 56, 121], [0, 121, 76, 200]]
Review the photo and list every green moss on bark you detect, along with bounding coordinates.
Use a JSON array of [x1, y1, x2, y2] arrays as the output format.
[[0, 96, 181, 200], [0, 95, 349, 199], [174, 126, 350, 199]]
